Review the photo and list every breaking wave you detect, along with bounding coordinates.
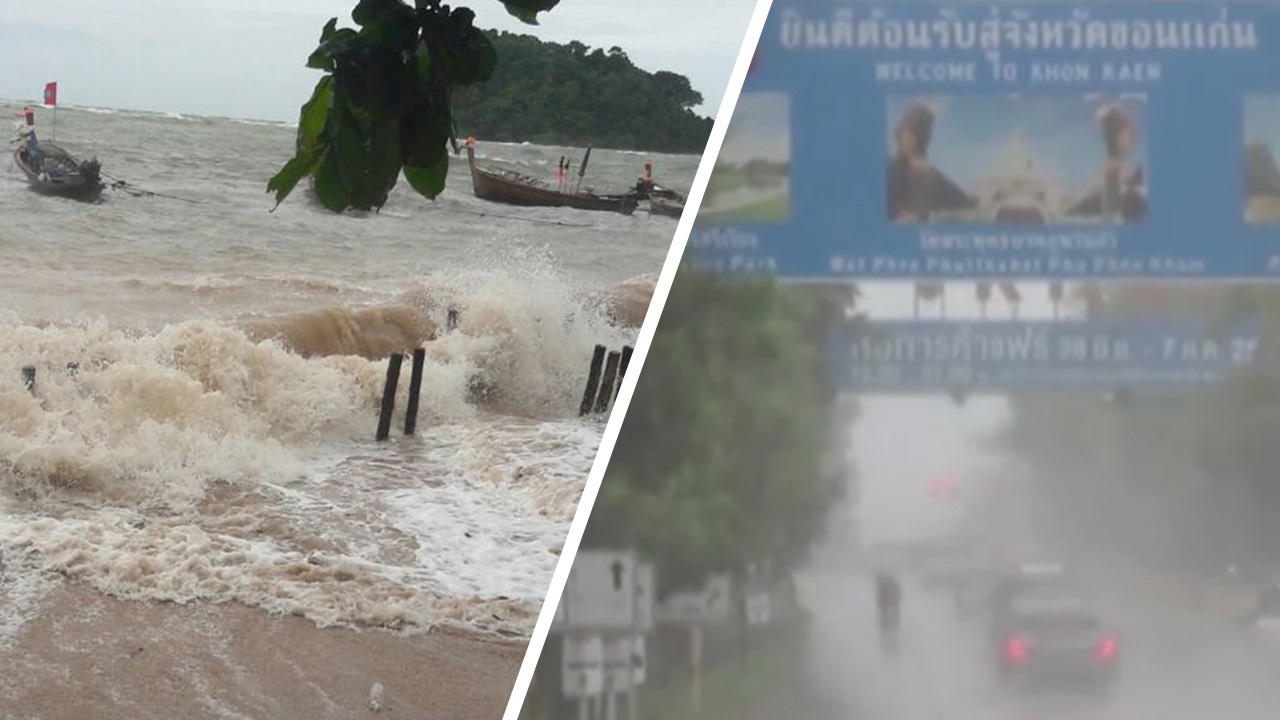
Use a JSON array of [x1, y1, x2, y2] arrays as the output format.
[[0, 266, 640, 637]]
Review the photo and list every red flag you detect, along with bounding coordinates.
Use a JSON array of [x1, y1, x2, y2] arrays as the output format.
[[43, 82, 57, 107]]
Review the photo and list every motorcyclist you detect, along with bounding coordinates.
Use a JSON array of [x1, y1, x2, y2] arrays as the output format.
[[876, 569, 903, 625]]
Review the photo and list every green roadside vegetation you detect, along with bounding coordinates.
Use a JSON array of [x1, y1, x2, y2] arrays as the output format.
[[995, 282, 1280, 571], [453, 32, 713, 153], [583, 270, 860, 596]]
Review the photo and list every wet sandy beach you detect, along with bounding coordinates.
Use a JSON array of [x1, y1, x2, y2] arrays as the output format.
[[0, 583, 523, 720]]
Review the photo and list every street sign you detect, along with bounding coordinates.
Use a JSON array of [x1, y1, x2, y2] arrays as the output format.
[[603, 636, 633, 693], [562, 634, 605, 698], [686, 0, 1280, 280], [631, 635, 648, 686], [746, 592, 773, 626], [565, 550, 636, 630], [829, 319, 1259, 393], [634, 562, 655, 633], [656, 574, 733, 625]]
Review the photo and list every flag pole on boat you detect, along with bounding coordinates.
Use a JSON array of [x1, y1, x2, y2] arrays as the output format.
[[574, 145, 592, 194], [43, 82, 57, 141]]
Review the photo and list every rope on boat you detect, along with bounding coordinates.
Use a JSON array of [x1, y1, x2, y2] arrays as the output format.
[[431, 206, 594, 228], [101, 171, 202, 204]]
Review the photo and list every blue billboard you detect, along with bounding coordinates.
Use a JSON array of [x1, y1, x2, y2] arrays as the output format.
[[829, 319, 1260, 393], [688, 0, 1280, 280]]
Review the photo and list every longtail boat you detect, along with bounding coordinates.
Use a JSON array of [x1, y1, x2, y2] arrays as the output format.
[[464, 139, 637, 216]]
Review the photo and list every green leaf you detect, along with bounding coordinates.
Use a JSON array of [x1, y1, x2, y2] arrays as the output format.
[[319, 17, 339, 43], [438, 24, 498, 86], [267, 147, 324, 208], [400, 85, 451, 168], [319, 83, 404, 212], [312, 150, 349, 212], [354, 117, 404, 210], [499, 0, 560, 25], [267, 75, 336, 208], [413, 42, 433, 81], [352, 0, 420, 52], [352, 0, 398, 27], [307, 27, 361, 71], [403, 153, 449, 199], [296, 76, 334, 154]]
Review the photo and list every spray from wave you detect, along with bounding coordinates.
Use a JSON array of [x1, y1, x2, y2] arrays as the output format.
[[0, 258, 640, 638]]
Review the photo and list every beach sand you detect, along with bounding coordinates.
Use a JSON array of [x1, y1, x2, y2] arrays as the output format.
[[0, 583, 524, 720]]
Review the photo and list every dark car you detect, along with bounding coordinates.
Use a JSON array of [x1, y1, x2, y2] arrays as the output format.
[[994, 597, 1119, 692], [988, 561, 1076, 626]]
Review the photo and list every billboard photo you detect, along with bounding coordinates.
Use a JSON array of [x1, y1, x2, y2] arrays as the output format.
[[1245, 94, 1280, 224], [702, 92, 791, 224], [885, 95, 1147, 226]]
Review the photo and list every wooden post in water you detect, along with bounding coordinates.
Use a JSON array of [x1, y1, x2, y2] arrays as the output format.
[[21, 366, 35, 394], [618, 345, 634, 381], [614, 345, 635, 403], [579, 345, 607, 417], [376, 353, 404, 442], [447, 308, 459, 332], [593, 351, 621, 414], [404, 348, 426, 436]]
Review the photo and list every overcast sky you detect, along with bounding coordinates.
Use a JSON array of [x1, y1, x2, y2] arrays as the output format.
[[0, 0, 756, 122]]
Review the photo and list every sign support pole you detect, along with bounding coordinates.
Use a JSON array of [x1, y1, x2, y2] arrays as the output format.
[[690, 623, 703, 712], [605, 687, 618, 720]]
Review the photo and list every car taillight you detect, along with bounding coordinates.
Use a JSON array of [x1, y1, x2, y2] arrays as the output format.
[[1004, 636, 1029, 662], [1095, 636, 1117, 660]]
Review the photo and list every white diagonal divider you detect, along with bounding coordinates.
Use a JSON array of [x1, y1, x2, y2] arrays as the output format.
[[500, 1, 778, 717]]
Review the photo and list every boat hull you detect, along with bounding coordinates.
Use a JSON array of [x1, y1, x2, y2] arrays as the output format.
[[465, 145, 636, 215], [13, 142, 103, 201], [649, 196, 685, 219]]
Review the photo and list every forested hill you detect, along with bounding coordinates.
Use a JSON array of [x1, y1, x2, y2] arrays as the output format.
[[451, 31, 714, 154]]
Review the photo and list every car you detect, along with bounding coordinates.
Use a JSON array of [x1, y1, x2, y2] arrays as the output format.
[[994, 595, 1120, 692], [988, 561, 1076, 626]]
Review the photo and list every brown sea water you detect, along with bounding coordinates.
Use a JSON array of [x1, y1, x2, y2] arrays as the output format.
[[0, 101, 678, 643]]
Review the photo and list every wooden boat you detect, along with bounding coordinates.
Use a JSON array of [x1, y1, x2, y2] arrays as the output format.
[[464, 142, 637, 216], [649, 194, 685, 219], [13, 140, 103, 201]]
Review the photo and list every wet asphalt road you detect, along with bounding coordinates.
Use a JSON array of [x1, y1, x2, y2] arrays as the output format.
[[797, 562, 1280, 720]]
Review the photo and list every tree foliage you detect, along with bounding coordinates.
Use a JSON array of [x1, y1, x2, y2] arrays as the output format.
[[996, 282, 1280, 557], [451, 32, 714, 153], [268, 0, 559, 214], [582, 271, 857, 595]]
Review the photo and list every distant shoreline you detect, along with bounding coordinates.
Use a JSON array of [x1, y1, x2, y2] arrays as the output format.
[[1, 100, 705, 156]]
